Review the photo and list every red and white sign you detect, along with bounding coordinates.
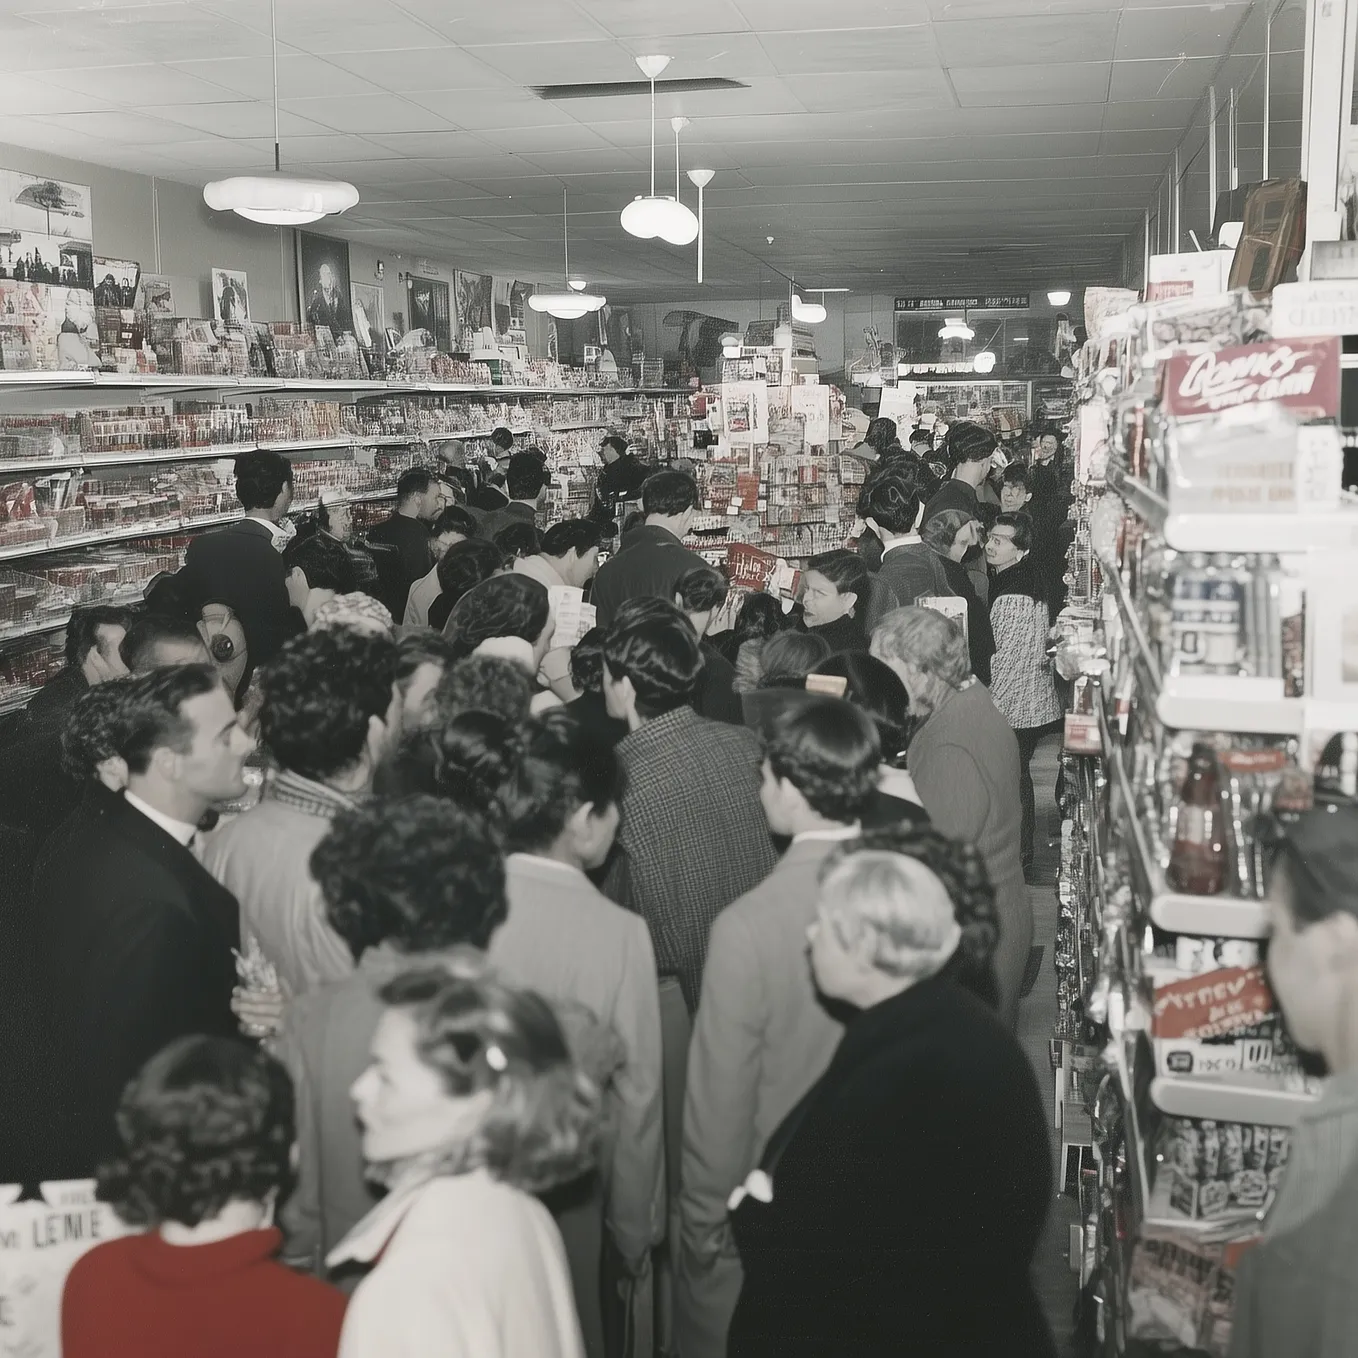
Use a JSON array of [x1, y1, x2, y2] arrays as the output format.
[[1160, 337, 1340, 420], [1151, 965, 1276, 1041]]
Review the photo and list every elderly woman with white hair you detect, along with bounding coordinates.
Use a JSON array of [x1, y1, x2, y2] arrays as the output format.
[[870, 605, 1031, 1027], [725, 844, 1054, 1358]]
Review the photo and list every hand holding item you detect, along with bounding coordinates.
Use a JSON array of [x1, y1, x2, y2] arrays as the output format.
[[233, 937, 283, 1039]]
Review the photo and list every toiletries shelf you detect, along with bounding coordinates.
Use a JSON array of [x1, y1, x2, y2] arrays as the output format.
[[1109, 465, 1358, 554], [0, 488, 396, 565], [1098, 549, 1308, 735], [1149, 1076, 1318, 1128]]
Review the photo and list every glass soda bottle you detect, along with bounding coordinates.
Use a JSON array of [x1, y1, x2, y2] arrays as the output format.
[[1166, 742, 1227, 895]]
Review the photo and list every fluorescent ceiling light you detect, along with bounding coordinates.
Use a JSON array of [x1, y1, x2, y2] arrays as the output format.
[[1047, 289, 1072, 306], [973, 351, 997, 374]]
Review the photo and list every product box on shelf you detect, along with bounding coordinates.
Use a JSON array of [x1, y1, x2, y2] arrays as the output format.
[[1159, 1115, 1289, 1222]]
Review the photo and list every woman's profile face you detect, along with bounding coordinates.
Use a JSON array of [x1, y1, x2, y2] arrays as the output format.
[[351, 1008, 486, 1165], [800, 570, 852, 627]]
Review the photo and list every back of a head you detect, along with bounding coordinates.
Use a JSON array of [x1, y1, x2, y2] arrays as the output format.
[[568, 626, 607, 695], [506, 452, 550, 501], [312, 795, 507, 959], [490, 427, 515, 453], [733, 592, 786, 647], [432, 539, 506, 628], [259, 628, 398, 782], [117, 663, 222, 776], [65, 603, 137, 670], [62, 676, 138, 780], [872, 606, 970, 689], [1270, 804, 1358, 929], [233, 450, 292, 511], [119, 611, 210, 674], [861, 462, 924, 536], [493, 521, 541, 561], [283, 529, 358, 593], [757, 630, 831, 688], [641, 469, 699, 519], [396, 466, 435, 505], [98, 1035, 293, 1228], [673, 564, 729, 615], [865, 416, 898, 454], [502, 708, 621, 854], [433, 654, 536, 726], [432, 504, 480, 542], [766, 696, 881, 823], [946, 420, 997, 467], [540, 518, 602, 561], [443, 573, 550, 657], [376, 709, 521, 817], [603, 597, 702, 718], [601, 434, 628, 459], [813, 651, 912, 762]]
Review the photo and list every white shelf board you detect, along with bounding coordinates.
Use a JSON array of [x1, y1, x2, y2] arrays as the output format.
[[1150, 1076, 1319, 1127], [1156, 675, 1307, 734], [1147, 893, 1270, 939]]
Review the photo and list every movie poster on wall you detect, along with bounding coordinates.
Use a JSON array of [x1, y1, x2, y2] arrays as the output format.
[[211, 268, 250, 327], [454, 269, 492, 348], [296, 231, 354, 337], [137, 273, 175, 316], [92, 257, 140, 309], [351, 281, 384, 349], [492, 277, 529, 344], [0, 280, 100, 370], [0, 169, 93, 290], [407, 275, 451, 352]]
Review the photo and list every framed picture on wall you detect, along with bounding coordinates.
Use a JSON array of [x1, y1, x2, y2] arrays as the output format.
[[211, 267, 250, 327], [0, 169, 93, 289], [454, 269, 492, 348], [137, 274, 175, 316], [297, 230, 354, 337], [93, 257, 140, 308], [351, 281, 384, 348], [407, 275, 451, 352]]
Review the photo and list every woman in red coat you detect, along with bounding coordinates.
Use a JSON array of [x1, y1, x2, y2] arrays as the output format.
[[63, 1035, 346, 1358]]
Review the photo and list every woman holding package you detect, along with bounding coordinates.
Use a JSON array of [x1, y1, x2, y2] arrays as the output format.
[[726, 842, 1054, 1358]]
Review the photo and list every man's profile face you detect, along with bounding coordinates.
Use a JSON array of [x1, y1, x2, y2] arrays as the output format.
[[174, 686, 254, 803], [138, 637, 212, 673]]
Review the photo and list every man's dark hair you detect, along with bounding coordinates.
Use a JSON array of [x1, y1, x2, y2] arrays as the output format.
[[490, 427, 516, 452], [444, 574, 551, 658], [117, 663, 223, 776], [620, 509, 646, 538], [732, 593, 786, 648], [766, 697, 881, 824], [568, 626, 607, 694], [258, 629, 398, 782], [396, 466, 436, 504], [493, 521, 541, 561], [603, 598, 702, 719], [442, 466, 477, 500], [506, 452, 550, 501], [433, 538, 505, 614], [865, 416, 898, 454], [1001, 463, 1031, 491], [61, 677, 138, 779], [64, 603, 137, 669], [233, 450, 292, 511], [432, 505, 479, 540], [395, 630, 457, 688], [433, 655, 536, 726], [601, 434, 628, 458], [861, 462, 924, 535], [674, 565, 729, 615], [641, 469, 699, 518], [313, 796, 507, 959], [97, 1036, 294, 1228], [946, 420, 997, 467], [502, 710, 622, 854], [757, 631, 830, 689], [806, 549, 869, 602], [992, 510, 1034, 553], [282, 529, 357, 593], [907, 426, 933, 448], [813, 652, 913, 765], [376, 711, 521, 816], [541, 518, 602, 560], [119, 611, 208, 673]]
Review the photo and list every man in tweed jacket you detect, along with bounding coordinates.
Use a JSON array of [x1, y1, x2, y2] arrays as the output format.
[[601, 599, 777, 1013]]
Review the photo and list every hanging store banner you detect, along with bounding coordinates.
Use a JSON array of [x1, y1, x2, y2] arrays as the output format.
[[1159, 336, 1341, 420], [894, 294, 1029, 312]]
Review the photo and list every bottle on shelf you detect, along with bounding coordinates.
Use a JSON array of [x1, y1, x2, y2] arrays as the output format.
[[1166, 742, 1228, 896]]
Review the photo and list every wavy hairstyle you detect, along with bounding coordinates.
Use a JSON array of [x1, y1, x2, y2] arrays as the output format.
[[379, 967, 599, 1195], [442, 573, 551, 660], [765, 697, 881, 824], [97, 1036, 294, 1227], [375, 710, 523, 823]]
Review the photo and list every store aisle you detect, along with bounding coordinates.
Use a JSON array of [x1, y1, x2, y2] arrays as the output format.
[[1017, 735, 1080, 1355]]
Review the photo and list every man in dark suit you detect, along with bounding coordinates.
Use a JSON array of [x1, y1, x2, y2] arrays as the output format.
[[179, 450, 301, 677], [31, 664, 254, 1176], [860, 461, 955, 619], [673, 564, 742, 725], [364, 467, 452, 619], [592, 469, 710, 628], [305, 262, 352, 335], [477, 451, 548, 542]]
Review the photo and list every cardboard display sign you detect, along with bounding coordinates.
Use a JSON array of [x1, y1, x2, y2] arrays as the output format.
[[1159, 337, 1340, 421]]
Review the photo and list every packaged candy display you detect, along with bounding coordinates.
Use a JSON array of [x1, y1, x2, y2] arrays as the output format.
[[1158, 1117, 1288, 1222]]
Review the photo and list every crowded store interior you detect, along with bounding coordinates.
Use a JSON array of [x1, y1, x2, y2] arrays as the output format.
[[3, 0, 1358, 1354]]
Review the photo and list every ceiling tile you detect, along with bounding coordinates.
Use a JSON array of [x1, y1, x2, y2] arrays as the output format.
[[735, 0, 930, 28], [934, 10, 1120, 66], [41, 62, 242, 105], [1108, 55, 1217, 102], [1115, 3, 1250, 60], [757, 26, 937, 75], [1100, 96, 1200, 130], [395, 0, 608, 44], [322, 45, 507, 92], [950, 62, 1112, 107], [459, 38, 629, 84], [577, 0, 750, 38], [476, 124, 613, 154], [0, 73, 115, 115], [165, 54, 385, 100], [793, 69, 954, 113], [363, 129, 501, 158], [614, 32, 777, 78], [279, 94, 449, 135], [405, 92, 582, 130], [20, 2, 272, 62], [27, 109, 196, 145]]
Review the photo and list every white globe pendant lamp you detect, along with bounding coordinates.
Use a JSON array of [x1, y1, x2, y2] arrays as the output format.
[[792, 292, 827, 325], [973, 350, 997, 374], [203, 0, 357, 227], [529, 187, 606, 320], [938, 316, 975, 341], [1047, 288, 1072, 306], [620, 57, 700, 247]]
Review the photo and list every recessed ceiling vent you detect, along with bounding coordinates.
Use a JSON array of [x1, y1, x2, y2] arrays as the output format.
[[531, 77, 747, 100]]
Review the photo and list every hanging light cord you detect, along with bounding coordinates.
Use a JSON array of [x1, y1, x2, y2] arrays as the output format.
[[562, 186, 570, 285], [270, 0, 281, 173], [649, 75, 656, 197]]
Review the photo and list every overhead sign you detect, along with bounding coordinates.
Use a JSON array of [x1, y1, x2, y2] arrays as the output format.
[[895, 294, 1030, 312]]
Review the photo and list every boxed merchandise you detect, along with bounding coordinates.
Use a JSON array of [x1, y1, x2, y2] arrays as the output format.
[[1159, 1115, 1289, 1221], [1147, 250, 1234, 302]]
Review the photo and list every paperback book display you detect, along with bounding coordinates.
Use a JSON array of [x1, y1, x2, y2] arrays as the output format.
[[1047, 275, 1358, 1354]]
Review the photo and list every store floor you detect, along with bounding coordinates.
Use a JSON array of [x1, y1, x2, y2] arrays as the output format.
[[1019, 734, 1081, 1356]]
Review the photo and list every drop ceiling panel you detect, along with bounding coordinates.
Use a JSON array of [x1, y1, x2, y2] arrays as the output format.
[[950, 62, 1112, 106], [18, 2, 273, 62], [1100, 97, 1201, 129], [40, 62, 240, 106], [755, 26, 937, 74], [394, 0, 608, 44], [165, 54, 387, 100], [0, 74, 115, 116], [792, 69, 954, 113], [461, 39, 629, 84], [1114, 3, 1250, 60], [734, 0, 932, 29], [576, 0, 752, 39], [153, 102, 337, 140], [1108, 55, 1218, 102], [933, 11, 1120, 65], [278, 94, 449, 135], [322, 45, 507, 92]]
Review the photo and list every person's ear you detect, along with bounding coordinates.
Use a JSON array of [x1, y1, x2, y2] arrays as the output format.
[[841, 590, 859, 614], [150, 744, 178, 782], [864, 516, 881, 538]]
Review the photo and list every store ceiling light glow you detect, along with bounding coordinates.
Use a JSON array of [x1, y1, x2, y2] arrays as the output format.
[[530, 186, 605, 320], [202, 0, 356, 227], [938, 317, 974, 340], [791, 293, 827, 324], [973, 351, 997, 374], [1047, 289, 1072, 306], [620, 57, 700, 247]]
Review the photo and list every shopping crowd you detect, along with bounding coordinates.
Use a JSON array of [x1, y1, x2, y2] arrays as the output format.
[[5, 413, 1326, 1358]]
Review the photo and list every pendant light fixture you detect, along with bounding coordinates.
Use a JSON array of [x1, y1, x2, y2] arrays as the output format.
[[938, 316, 975, 341], [792, 291, 828, 325], [203, 0, 358, 225], [529, 187, 606, 320], [687, 168, 715, 282], [1047, 288, 1072, 306], [973, 351, 997, 374], [620, 56, 700, 246]]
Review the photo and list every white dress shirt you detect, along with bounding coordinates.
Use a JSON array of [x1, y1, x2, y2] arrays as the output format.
[[123, 790, 199, 846]]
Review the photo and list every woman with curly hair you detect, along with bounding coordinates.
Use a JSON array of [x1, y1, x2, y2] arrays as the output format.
[[440, 573, 562, 711], [426, 538, 506, 632], [62, 1036, 346, 1358], [332, 967, 600, 1358], [726, 839, 1052, 1358]]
